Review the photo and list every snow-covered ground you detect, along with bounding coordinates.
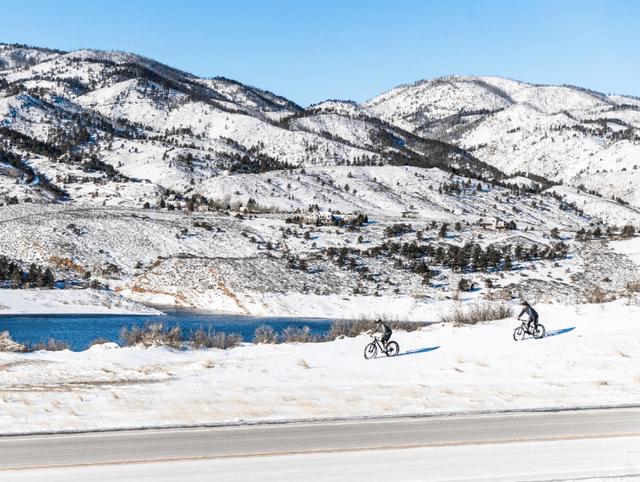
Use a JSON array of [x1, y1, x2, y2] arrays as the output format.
[[1, 300, 638, 435], [0, 288, 160, 314]]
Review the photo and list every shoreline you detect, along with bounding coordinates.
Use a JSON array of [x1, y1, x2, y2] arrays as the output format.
[[0, 288, 163, 315]]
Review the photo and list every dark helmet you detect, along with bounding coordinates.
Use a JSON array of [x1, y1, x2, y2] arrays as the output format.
[[521, 300, 529, 306], [376, 319, 382, 324]]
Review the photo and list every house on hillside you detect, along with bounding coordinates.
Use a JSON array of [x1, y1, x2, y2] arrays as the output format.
[[477, 216, 507, 230], [304, 206, 336, 226]]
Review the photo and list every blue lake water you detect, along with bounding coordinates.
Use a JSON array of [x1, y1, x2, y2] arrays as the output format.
[[0, 307, 334, 351]]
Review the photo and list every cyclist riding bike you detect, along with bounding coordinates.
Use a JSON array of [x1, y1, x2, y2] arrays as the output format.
[[369, 319, 392, 350], [516, 300, 539, 333]]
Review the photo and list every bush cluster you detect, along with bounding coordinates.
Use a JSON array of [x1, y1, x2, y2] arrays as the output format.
[[120, 322, 184, 349], [29, 338, 71, 352], [120, 322, 243, 350], [253, 317, 427, 344], [438, 301, 514, 326], [1, 331, 72, 352], [189, 326, 243, 350]]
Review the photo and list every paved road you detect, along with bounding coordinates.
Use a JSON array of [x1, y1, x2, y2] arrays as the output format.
[[1, 408, 640, 481]]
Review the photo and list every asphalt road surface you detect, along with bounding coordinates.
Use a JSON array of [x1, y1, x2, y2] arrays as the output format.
[[1, 407, 640, 481]]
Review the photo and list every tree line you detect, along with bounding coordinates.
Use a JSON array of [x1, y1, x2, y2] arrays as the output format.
[[0, 256, 55, 288]]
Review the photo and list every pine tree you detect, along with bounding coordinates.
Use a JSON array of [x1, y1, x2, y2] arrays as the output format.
[[439, 223, 448, 238], [503, 254, 512, 271]]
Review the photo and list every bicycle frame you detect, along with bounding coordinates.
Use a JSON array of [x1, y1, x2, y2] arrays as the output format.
[[519, 320, 535, 335], [370, 336, 387, 353]]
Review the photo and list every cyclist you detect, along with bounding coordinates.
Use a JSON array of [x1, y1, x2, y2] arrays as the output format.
[[516, 300, 539, 332], [369, 319, 392, 350]]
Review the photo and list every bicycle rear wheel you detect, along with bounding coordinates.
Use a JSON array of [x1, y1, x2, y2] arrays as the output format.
[[513, 326, 525, 341], [534, 324, 546, 339], [385, 341, 399, 356], [364, 343, 377, 359]]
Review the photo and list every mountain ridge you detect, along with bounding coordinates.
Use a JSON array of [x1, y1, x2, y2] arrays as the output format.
[[2, 44, 640, 314]]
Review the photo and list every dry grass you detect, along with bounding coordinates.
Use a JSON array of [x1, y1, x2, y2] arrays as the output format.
[[324, 315, 426, 341], [586, 286, 616, 304], [188, 326, 243, 350], [120, 322, 243, 350], [253, 325, 278, 344], [439, 301, 514, 325], [29, 338, 71, 352], [625, 280, 640, 294], [0, 331, 28, 352], [89, 338, 111, 347], [281, 326, 318, 343], [296, 359, 311, 369], [121, 322, 183, 349]]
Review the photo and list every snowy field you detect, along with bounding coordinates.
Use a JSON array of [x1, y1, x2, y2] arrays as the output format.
[[1, 300, 639, 435]]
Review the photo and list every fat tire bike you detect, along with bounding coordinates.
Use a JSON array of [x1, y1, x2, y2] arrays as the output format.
[[513, 319, 546, 341], [364, 336, 400, 359]]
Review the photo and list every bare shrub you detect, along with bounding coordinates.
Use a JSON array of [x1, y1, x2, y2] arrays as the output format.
[[188, 326, 243, 350], [325, 317, 376, 340], [89, 338, 111, 348], [324, 316, 426, 341], [0, 331, 28, 352], [587, 286, 616, 304], [120, 322, 183, 349], [387, 320, 426, 333], [281, 326, 318, 343], [439, 301, 514, 326], [625, 281, 640, 294], [253, 325, 278, 344], [30, 338, 71, 352]]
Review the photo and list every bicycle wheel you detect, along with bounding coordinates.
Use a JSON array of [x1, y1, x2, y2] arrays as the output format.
[[534, 324, 546, 339], [364, 343, 377, 359], [386, 341, 399, 357], [513, 326, 525, 341]]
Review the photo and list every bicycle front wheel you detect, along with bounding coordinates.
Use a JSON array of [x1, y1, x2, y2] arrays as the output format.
[[534, 324, 546, 339], [364, 343, 377, 359], [513, 326, 525, 341], [386, 341, 399, 357]]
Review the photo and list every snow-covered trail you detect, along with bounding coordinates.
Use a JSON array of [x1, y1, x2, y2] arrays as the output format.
[[1, 301, 639, 435]]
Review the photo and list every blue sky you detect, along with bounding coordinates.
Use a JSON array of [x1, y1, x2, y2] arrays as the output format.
[[2, 0, 638, 106]]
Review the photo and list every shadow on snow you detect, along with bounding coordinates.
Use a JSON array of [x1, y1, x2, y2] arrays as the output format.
[[544, 327, 575, 338], [396, 346, 440, 357], [519, 326, 575, 341]]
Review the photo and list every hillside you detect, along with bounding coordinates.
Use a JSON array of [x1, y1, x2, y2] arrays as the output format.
[[2, 45, 640, 315], [364, 75, 640, 206]]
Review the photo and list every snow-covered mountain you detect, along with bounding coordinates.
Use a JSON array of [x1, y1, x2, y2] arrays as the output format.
[[365, 75, 640, 206], [2, 44, 640, 315]]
